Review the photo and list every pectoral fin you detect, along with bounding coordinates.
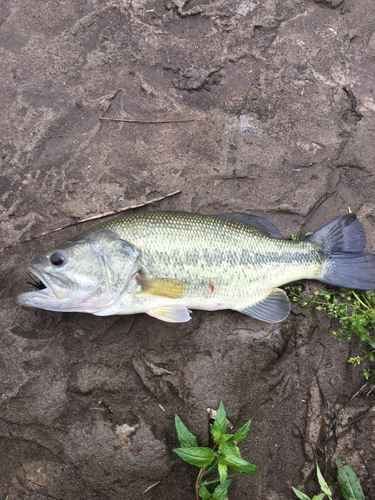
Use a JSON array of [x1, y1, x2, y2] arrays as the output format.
[[138, 277, 188, 298], [147, 305, 192, 323], [236, 288, 290, 323]]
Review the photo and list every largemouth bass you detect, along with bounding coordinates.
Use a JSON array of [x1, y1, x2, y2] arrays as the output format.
[[17, 211, 375, 323]]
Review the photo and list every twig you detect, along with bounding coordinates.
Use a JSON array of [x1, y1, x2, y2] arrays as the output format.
[[358, 450, 375, 488], [326, 380, 370, 439], [143, 481, 160, 494], [366, 384, 375, 398], [324, 379, 371, 472], [99, 117, 195, 124], [0, 190, 182, 253], [336, 408, 371, 440], [315, 373, 329, 415], [293, 424, 318, 465]]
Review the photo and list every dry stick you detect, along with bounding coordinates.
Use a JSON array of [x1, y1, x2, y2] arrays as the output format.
[[324, 379, 371, 474], [0, 190, 182, 254], [315, 373, 329, 415], [293, 425, 319, 466], [358, 450, 375, 488], [99, 117, 195, 124], [142, 481, 161, 495], [336, 408, 371, 440]]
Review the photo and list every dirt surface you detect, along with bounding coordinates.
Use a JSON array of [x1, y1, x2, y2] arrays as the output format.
[[1, 1, 375, 499]]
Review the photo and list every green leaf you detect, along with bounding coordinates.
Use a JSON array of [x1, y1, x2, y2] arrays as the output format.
[[199, 485, 213, 500], [222, 455, 259, 475], [173, 447, 215, 467], [292, 487, 312, 500], [219, 442, 240, 457], [212, 479, 232, 499], [312, 494, 326, 500], [174, 415, 199, 448], [336, 460, 365, 500], [204, 459, 218, 476], [210, 424, 223, 442], [218, 461, 227, 484], [233, 419, 251, 443], [316, 465, 332, 498], [211, 401, 227, 437]]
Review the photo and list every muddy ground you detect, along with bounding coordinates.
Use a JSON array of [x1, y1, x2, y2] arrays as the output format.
[[1, 0, 375, 498]]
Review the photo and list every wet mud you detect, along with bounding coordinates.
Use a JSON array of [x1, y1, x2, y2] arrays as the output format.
[[1, 1, 375, 498]]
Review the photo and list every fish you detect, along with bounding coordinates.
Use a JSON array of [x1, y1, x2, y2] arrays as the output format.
[[17, 211, 375, 323]]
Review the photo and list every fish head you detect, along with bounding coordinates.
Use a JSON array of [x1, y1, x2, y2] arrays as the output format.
[[17, 230, 140, 313]]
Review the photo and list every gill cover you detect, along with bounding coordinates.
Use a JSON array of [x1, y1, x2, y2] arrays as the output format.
[[89, 231, 140, 290], [17, 230, 140, 313]]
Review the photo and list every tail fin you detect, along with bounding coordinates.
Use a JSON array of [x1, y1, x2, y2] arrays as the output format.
[[306, 214, 375, 290]]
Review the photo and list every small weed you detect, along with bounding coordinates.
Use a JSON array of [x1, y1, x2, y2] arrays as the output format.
[[285, 285, 375, 379], [336, 460, 365, 500], [290, 232, 314, 241], [174, 401, 260, 499], [293, 464, 332, 500], [292, 462, 365, 500]]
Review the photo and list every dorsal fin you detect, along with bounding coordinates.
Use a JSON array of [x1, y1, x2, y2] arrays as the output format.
[[218, 213, 282, 238]]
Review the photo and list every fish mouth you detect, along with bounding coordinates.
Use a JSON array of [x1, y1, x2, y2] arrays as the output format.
[[17, 265, 70, 307]]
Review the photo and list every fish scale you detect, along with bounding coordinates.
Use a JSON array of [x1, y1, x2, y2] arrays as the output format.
[[17, 211, 375, 323], [93, 212, 324, 308]]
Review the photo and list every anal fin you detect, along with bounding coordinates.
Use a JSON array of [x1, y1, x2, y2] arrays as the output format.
[[236, 288, 290, 323], [147, 305, 192, 323]]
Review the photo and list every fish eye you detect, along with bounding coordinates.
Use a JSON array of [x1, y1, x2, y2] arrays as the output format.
[[50, 252, 65, 266]]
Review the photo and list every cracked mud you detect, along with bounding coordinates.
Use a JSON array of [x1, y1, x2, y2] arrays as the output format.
[[1, 1, 375, 499]]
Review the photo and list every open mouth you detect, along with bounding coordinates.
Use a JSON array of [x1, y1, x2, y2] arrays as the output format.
[[26, 266, 53, 295], [22, 265, 70, 301], [27, 272, 47, 290]]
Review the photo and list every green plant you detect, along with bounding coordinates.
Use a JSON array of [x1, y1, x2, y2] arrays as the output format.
[[336, 460, 365, 500], [290, 232, 314, 241], [173, 401, 260, 499], [292, 464, 333, 500], [292, 463, 365, 500], [286, 286, 375, 379]]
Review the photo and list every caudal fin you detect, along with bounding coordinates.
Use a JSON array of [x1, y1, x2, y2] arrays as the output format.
[[306, 214, 375, 290]]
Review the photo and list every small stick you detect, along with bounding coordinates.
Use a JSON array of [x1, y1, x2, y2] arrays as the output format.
[[315, 373, 329, 415], [336, 408, 371, 440], [0, 190, 182, 254], [98, 117, 195, 124], [0, 150, 5, 159], [324, 379, 370, 473], [358, 450, 375, 488], [142, 481, 160, 494]]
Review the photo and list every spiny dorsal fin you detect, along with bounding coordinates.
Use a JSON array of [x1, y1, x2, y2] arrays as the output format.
[[138, 277, 188, 298], [218, 213, 282, 238]]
